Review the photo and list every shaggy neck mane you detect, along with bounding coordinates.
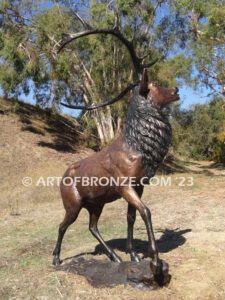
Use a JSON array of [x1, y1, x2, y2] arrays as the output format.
[[123, 87, 172, 179]]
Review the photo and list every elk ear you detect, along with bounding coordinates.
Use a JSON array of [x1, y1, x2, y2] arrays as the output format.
[[139, 68, 149, 97]]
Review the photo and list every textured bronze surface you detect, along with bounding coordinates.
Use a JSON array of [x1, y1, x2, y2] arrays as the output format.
[[55, 258, 170, 290], [52, 70, 179, 286]]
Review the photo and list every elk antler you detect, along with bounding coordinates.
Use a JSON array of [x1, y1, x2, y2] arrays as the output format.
[[61, 81, 139, 110], [59, 10, 158, 110], [58, 10, 157, 76]]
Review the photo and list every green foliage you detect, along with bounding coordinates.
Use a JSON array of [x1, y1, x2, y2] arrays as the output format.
[[0, 0, 192, 104], [213, 141, 225, 163], [213, 121, 225, 163], [157, 54, 193, 87], [171, 97, 225, 160], [171, 0, 225, 95], [12, 101, 20, 113]]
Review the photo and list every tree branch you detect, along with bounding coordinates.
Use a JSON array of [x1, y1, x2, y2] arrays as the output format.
[[190, 9, 225, 44], [70, 10, 93, 30], [194, 29, 225, 44]]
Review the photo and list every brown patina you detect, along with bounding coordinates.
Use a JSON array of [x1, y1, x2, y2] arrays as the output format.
[[53, 69, 179, 282]]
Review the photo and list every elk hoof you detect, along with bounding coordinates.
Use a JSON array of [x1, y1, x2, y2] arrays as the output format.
[[130, 251, 141, 262], [150, 259, 170, 286], [53, 256, 61, 266]]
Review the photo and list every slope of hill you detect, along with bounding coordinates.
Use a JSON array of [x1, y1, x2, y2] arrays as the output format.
[[0, 97, 94, 210]]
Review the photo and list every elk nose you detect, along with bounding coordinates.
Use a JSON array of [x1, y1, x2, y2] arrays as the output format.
[[174, 87, 179, 93]]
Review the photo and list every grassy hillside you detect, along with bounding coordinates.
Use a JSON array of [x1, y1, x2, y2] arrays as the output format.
[[0, 97, 94, 212]]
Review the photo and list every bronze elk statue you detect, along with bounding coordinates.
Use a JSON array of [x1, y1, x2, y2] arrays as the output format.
[[52, 11, 179, 282]]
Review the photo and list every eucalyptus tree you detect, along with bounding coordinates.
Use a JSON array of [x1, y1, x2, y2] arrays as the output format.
[[0, 0, 194, 144], [169, 0, 225, 161], [170, 0, 225, 96]]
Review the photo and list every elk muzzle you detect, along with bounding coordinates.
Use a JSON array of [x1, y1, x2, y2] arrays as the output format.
[[148, 83, 180, 110]]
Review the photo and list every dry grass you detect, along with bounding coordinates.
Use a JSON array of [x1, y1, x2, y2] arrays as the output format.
[[0, 98, 225, 299]]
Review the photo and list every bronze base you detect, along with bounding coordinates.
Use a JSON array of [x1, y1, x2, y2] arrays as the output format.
[[55, 258, 170, 290]]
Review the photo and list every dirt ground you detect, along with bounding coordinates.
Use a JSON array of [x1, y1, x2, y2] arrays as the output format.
[[0, 98, 225, 299], [0, 162, 224, 299]]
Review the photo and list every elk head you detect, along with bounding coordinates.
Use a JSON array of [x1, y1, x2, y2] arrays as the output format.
[[139, 69, 179, 110]]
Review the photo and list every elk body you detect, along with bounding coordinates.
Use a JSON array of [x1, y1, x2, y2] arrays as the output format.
[[52, 11, 179, 279], [53, 70, 179, 276]]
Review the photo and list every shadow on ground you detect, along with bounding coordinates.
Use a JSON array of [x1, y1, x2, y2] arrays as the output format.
[[56, 229, 190, 289], [63, 228, 192, 262], [55, 258, 170, 290]]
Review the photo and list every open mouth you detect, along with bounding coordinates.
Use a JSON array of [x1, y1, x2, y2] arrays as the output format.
[[171, 87, 180, 101], [169, 94, 180, 102], [174, 94, 180, 101]]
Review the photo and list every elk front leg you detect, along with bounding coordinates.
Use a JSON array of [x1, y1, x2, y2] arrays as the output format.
[[122, 187, 159, 271], [88, 205, 122, 263], [126, 203, 141, 262]]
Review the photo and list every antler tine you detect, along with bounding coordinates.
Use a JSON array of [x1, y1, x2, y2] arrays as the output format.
[[142, 58, 159, 68], [143, 53, 166, 68], [139, 51, 152, 61], [60, 81, 139, 110]]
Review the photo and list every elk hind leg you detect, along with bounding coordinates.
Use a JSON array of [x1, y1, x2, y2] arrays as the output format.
[[88, 205, 122, 263], [53, 206, 81, 266]]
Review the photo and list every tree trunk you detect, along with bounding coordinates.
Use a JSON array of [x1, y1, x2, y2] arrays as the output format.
[[107, 106, 114, 140], [84, 94, 105, 145], [93, 111, 106, 145], [99, 110, 109, 144], [116, 116, 122, 136]]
